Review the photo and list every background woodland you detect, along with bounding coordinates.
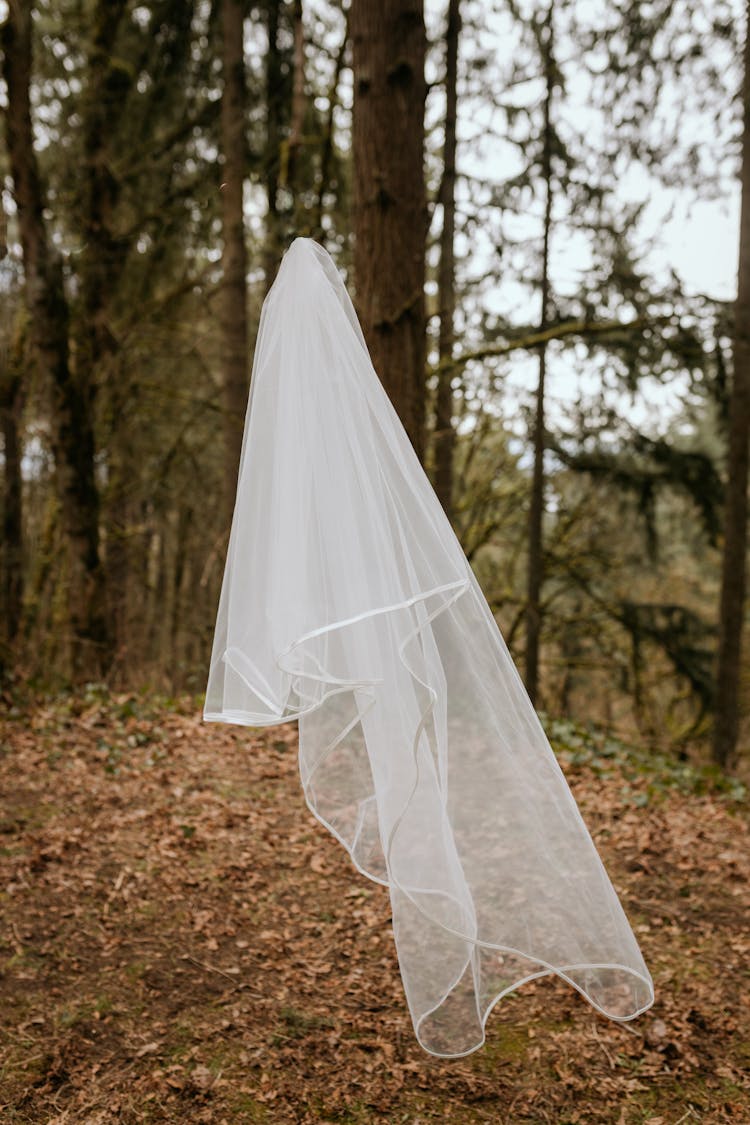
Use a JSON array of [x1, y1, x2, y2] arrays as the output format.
[[0, 0, 748, 771], [2, 5, 750, 1122]]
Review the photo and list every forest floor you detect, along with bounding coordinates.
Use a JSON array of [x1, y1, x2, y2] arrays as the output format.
[[0, 684, 748, 1125]]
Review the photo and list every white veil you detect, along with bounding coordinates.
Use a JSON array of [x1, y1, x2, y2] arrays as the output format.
[[203, 237, 654, 1057]]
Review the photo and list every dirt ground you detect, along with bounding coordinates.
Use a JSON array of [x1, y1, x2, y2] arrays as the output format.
[[0, 685, 748, 1124]]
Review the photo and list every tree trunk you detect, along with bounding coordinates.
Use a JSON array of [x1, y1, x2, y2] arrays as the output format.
[[350, 0, 428, 461], [264, 0, 283, 290], [2, 0, 109, 681], [0, 324, 25, 663], [713, 2, 750, 770], [78, 0, 130, 673], [104, 416, 137, 687], [434, 0, 460, 520], [78, 0, 129, 382], [313, 17, 347, 242], [285, 0, 305, 200], [0, 185, 7, 260], [220, 0, 250, 527], [524, 4, 554, 707]]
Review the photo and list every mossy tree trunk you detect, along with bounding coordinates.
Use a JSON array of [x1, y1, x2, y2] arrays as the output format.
[[2, 0, 109, 681], [220, 0, 250, 529]]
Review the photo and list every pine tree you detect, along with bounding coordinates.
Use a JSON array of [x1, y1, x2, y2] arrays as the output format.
[[350, 0, 428, 460], [713, 0, 750, 770], [2, 0, 110, 680], [434, 0, 461, 520], [524, 1, 554, 705], [220, 0, 250, 528]]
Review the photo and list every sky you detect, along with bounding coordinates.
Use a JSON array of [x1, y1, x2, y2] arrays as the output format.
[[661, 195, 739, 302], [421, 0, 743, 436]]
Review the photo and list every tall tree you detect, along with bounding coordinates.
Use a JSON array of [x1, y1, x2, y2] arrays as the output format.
[[312, 11, 348, 243], [350, 0, 428, 461], [0, 183, 6, 258], [285, 0, 306, 197], [75, 0, 130, 672], [713, 1, 750, 770], [524, 2, 555, 706], [0, 206, 22, 669], [434, 0, 461, 520], [0, 319, 24, 666], [2, 0, 109, 680], [220, 0, 250, 527], [264, 0, 284, 289]]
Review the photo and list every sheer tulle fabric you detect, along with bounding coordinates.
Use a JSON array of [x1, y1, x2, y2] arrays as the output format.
[[203, 237, 654, 1057]]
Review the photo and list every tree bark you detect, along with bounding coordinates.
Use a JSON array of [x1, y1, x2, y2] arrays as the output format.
[[78, 0, 129, 383], [264, 0, 283, 290], [713, 1, 750, 770], [78, 0, 130, 672], [2, 0, 109, 681], [313, 16, 347, 242], [524, 3, 554, 706], [220, 0, 250, 528], [0, 186, 7, 260], [434, 0, 460, 520], [285, 0, 305, 199], [0, 323, 25, 662], [350, 0, 428, 461]]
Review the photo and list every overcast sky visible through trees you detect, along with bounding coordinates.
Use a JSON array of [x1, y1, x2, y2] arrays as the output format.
[[0, 0, 742, 446], [420, 0, 743, 440]]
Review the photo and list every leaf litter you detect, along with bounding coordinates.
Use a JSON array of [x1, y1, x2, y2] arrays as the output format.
[[0, 685, 748, 1123]]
